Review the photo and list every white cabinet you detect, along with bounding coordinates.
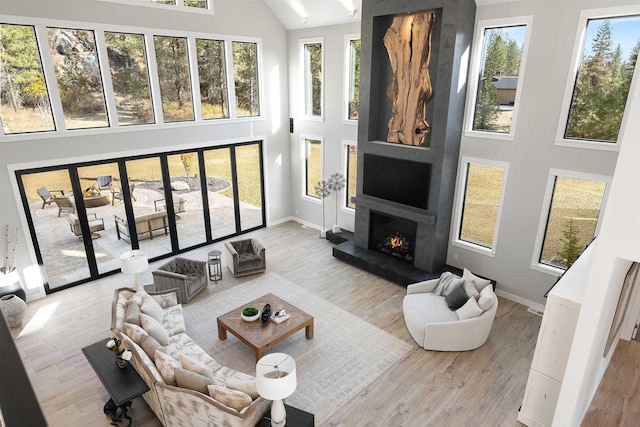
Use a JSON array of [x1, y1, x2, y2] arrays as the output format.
[[517, 243, 592, 427]]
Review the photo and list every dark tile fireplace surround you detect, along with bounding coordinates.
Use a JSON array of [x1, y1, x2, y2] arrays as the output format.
[[332, 0, 476, 285]]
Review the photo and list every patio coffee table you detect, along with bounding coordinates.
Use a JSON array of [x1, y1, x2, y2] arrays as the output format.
[[217, 293, 314, 362]]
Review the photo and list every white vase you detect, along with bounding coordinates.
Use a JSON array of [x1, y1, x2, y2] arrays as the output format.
[[0, 294, 27, 328]]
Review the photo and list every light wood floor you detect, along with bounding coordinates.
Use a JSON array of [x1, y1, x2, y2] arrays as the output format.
[[581, 339, 640, 426], [11, 221, 543, 426]]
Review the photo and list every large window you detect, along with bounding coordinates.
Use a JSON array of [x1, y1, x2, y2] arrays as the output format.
[[563, 14, 640, 144], [536, 172, 608, 270], [47, 27, 109, 130], [344, 143, 357, 209], [104, 32, 154, 126], [303, 136, 322, 199], [454, 159, 508, 253], [0, 23, 55, 134], [232, 41, 260, 117], [1, 20, 262, 137], [154, 36, 194, 122], [346, 37, 360, 121], [301, 39, 323, 117], [196, 39, 229, 119], [466, 18, 530, 137]]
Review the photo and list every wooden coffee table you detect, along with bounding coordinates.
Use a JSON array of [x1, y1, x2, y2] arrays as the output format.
[[217, 293, 314, 362]]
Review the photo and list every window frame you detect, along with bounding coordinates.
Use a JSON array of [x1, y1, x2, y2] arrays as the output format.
[[341, 140, 357, 212], [531, 168, 611, 275], [451, 156, 509, 257], [301, 134, 323, 202], [95, 0, 214, 14], [463, 16, 533, 141], [343, 34, 360, 124], [555, 5, 640, 151], [0, 15, 262, 141], [299, 37, 324, 121]]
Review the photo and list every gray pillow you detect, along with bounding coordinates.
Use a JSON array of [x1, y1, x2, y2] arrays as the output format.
[[445, 284, 469, 311], [175, 367, 210, 394]]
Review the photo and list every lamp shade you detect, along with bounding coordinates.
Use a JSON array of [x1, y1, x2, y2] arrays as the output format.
[[256, 353, 297, 400], [120, 250, 148, 274]]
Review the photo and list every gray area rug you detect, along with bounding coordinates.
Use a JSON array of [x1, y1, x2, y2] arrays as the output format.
[[183, 272, 413, 423]]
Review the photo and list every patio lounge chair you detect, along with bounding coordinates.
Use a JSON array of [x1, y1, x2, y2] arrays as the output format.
[[53, 196, 75, 217], [97, 175, 113, 190], [112, 184, 136, 205], [36, 187, 65, 210]]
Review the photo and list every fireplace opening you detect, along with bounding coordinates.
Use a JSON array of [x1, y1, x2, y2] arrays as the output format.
[[369, 211, 417, 264]]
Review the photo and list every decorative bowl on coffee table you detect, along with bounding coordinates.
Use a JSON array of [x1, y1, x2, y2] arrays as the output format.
[[241, 307, 260, 322]]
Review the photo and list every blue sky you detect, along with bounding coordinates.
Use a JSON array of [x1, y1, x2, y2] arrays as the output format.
[[585, 15, 640, 59]]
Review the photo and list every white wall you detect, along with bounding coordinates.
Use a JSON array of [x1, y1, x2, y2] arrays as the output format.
[[0, 0, 291, 297], [448, 0, 640, 307], [286, 22, 360, 233]]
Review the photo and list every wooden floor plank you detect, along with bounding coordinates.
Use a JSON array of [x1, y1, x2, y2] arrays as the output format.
[[10, 221, 542, 426]]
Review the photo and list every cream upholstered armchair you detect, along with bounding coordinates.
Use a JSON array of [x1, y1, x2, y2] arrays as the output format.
[[403, 268, 498, 351], [224, 238, 266, 277], [152, 257, 207, 303]]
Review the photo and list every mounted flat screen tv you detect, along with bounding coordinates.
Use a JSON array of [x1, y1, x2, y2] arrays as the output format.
[[362, 154, 430, 209]]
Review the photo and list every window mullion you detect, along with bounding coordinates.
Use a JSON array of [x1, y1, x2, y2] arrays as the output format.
[[226, 40, 238, 119], [187, 37, 203, 121], [94, 29, 118, 128], [145, 34, 165, 124], [36, 25, 66, 132]]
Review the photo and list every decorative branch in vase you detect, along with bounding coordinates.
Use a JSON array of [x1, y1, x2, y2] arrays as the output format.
[[327, 173, 346, 233], [314, 180, 332, 238], [2, 224, 19, 275]]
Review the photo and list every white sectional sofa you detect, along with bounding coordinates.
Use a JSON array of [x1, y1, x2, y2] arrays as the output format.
[[111, 287, 269, 426]]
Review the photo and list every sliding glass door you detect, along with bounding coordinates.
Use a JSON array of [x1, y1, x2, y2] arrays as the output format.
[[17, 141, 265, 293]]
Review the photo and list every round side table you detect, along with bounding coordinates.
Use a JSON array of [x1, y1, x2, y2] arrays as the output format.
[[208, 250, 222, 284]]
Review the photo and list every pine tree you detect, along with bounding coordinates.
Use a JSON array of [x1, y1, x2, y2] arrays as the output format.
[[559, 218, 583, 268]]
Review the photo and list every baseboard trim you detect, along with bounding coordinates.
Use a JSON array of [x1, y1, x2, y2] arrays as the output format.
[[495, 289, 545, 313]]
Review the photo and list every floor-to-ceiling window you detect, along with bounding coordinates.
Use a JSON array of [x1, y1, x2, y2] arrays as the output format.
[[16, 141, 265, 293]]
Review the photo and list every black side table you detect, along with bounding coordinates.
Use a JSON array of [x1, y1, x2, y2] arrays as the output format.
[[208, 250, 223, 283], [82, 338, 150, 426], [256, 404, 314, 427]]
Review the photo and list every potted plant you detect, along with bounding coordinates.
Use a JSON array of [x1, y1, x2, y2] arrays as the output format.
[[327, 173, 346, 233], [1, 225, 22, 292], [314, 180, 332, 238]]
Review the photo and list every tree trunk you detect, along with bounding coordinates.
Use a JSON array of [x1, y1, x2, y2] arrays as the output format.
[[383, 11, 436, 146]]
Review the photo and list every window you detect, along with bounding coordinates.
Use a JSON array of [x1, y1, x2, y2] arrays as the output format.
[[303, 136, 322, 198], [0, 23, 55, 134], [47, 27, 109, 129], [537, 172, 608, 270], [346, 37, 360, 121], [232, 41, 260, 117], [196, 39, 229, 119], [563, 14, 640, 143], [344, 143, 357, 209], [454, 159, 508, 253], [301, 39, 323, 117], [154, 36, 194, 122], [104, 32, 154, 125], [466, 18, 531, 137]]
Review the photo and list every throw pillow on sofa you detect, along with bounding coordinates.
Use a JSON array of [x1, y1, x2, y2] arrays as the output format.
[[225, 379, 259, 399], [124, 322, 148, 345], [434, 272, 464, 296], [462, 268, 492, 291], [175, 367, 210, 394], [140, 294, 165, 323], [140, 313, 170, 345], [125, 300, 141, 326], [478, 286, 495, 312], [464, 281, 480, 300], [445, 285, 469, 310], [140, 334, 166, 360], [179, 353, 217, 383], [456, 297, 484, 320], [208, 385, 253, 412], [155, 350, 181, 386]]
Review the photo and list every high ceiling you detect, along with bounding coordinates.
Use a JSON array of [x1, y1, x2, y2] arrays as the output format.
[[262, 0, 517, 30]]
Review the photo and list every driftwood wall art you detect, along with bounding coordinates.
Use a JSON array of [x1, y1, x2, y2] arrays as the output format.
[[383, 11, 436, 146]]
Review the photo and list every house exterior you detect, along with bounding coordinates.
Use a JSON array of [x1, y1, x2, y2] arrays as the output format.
[[1, 0, 640, 425]]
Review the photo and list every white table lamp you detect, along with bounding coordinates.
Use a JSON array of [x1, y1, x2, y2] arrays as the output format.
[[120, 250, 148, 291], [256, 353, 297, 427]]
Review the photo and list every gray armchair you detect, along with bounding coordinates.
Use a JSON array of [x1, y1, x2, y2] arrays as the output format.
[[152, 257, 208, 303], [224, 238, 266, 277]]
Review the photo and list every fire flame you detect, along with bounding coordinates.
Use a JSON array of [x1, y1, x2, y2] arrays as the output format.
[[390, 234, 403, 248]]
